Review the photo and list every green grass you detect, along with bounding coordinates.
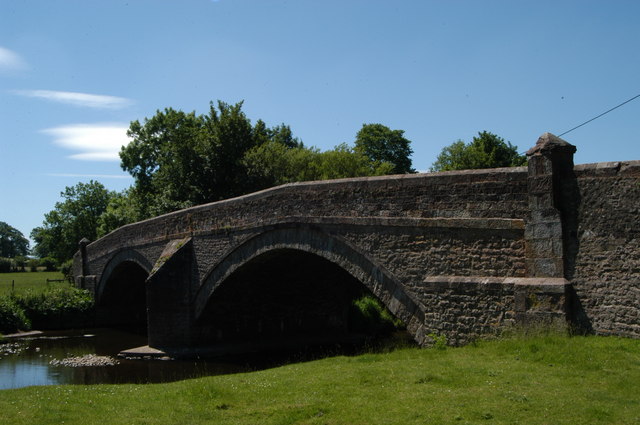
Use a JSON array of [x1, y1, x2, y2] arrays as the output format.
[[0, 333, 638, 424], [0, 271, 67, 296]]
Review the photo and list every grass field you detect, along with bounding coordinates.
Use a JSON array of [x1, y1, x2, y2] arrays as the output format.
[[0, 271, 67, 296], [0, 333, 638, 424]]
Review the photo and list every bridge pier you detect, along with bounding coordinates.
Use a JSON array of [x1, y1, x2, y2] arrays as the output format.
[[146, 238, 195, 349]]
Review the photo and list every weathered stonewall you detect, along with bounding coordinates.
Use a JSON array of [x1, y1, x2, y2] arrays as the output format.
[[73, 133, 640, 351]]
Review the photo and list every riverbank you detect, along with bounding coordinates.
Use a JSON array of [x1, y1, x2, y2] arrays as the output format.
[[0, 333, 638, 424]]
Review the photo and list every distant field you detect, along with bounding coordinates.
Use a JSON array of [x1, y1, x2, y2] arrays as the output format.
[[0, 271, 68, 295]]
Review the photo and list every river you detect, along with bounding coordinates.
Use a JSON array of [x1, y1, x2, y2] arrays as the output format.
[[0, 328, 276, 390], [0, 328, 413, 390]]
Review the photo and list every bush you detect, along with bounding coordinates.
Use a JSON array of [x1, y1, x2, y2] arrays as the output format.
[[16, 285, 94, 329], [60, 259, 75, 283], [349, 294, 404, 336], [0, 258, 12, 273], [0, 296, 31, 333], [13, 256, 27, 272], [27, 258, 39, 272], [39, 257, 58, 272]]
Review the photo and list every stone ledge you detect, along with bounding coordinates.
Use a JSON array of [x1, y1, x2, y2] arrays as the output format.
[[193, 216, 525, 235], [421, 276, 568, 293], [574, 160, 640, 177]]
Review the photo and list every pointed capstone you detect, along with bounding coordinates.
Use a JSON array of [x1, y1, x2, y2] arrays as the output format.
[[526, 133, 577, 156]]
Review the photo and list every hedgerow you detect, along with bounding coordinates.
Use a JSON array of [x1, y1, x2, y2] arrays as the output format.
[[0, 286, 93, 333]]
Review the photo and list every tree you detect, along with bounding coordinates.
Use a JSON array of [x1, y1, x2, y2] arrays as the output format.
[[354, 124, 415, 174], [243, 142, 395, 189], [0, 222, 29, 258], [96, 188, 141, 238], [197, 101, 262, 202], [430, 131, 527, 172], [242, 141, 317, 189], [120, 107, 207, 218], [312, 144, 395, 179], [120, 101, 300, 218], [119, 100, 414, 222], [31, 181, 115, 262]]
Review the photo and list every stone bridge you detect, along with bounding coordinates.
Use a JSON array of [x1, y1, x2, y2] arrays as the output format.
[[73, 133, 640, 353]]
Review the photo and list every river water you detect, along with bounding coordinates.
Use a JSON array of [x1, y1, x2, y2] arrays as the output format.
[[1, 328, 411, 390], [0, 328, 273, 390]]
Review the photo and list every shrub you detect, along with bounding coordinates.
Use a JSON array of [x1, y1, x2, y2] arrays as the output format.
[[27, 258, 39, 272], [0, 258, 12, 273], [0, 296, 31, 333], [60, 259, 75, 283], [39, 257, 58, 272], [349, 294, 405, 336], [427, 333, 448, 350], [13, 256, 27, 272], [16, 286, 94, 330]]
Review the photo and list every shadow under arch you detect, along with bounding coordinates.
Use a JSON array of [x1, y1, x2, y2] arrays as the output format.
[[194, 225, 426, 344], [96, 249, 153, 329]]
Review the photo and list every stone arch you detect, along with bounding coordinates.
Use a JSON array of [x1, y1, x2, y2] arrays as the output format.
[[97, 248, 153, 305], [194, 225, 426, 344]]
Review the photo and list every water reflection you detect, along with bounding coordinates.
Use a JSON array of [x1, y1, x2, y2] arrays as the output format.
[[0, 329, 254, 390], [0, 328, 415, 390]]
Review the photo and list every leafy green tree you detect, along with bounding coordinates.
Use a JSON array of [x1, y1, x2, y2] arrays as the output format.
[[121, 107, 207, 217], [120, 101, 302, 218], [96, 188, 141, 238], [243, 141, 317, 189], [31, 181, 115, 262], [253, 120, 304, 149], [13, 256, 27, 272], [312, 144, 394, 180], [243, 142, 394, 189], [354, 124, 415, 174], [431, 131, 527, 172], [119, 101, 414, 223], [197, 101, 260, 202], [38, 257, 58, 272], [0, 258, 11, 273], [0, 222, 29, 258]]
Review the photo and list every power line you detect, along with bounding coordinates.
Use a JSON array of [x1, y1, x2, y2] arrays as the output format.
[[558, 92, 640, 137]]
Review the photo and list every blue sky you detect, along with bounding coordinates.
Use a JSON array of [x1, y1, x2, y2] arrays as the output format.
[[1, 0, 639, 245]]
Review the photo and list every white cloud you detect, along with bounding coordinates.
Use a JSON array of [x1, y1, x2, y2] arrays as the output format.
[[0, 46, 28, 72], [15, 89, 133, 109], [42, 123, 131, 162]]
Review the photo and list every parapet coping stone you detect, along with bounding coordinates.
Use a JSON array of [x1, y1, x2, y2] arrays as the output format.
[[574, 160, 640, 176], [422, 276, 569, 293]]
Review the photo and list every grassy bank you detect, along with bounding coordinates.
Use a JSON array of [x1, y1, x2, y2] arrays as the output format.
[[0, 271, 67, 296], [0, 333, 638, 424]]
